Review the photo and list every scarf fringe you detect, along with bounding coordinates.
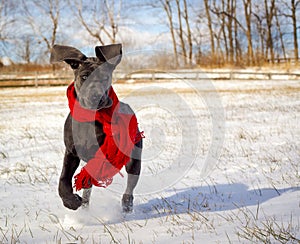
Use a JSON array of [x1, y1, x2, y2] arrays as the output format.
[[135, 131, 145, 143], [74, 168, 113, 191]]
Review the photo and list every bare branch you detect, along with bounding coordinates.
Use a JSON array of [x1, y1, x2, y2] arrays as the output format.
[[69, 0, 122, 45]]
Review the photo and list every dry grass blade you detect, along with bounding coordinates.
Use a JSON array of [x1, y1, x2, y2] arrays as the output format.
[[237, 217, 300, 243], [96, 218, 119, 244]]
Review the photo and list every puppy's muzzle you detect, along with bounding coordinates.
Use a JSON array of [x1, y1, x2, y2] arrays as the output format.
[[90, 93, 100, 105], [89, 92, 112, 110]]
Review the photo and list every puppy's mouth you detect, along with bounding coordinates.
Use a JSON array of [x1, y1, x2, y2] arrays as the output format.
[[79, 93, 113, 110], [96, 95, 113, 110]]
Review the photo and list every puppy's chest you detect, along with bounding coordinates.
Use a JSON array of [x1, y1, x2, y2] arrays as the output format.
[[73, 121, 105, 162]]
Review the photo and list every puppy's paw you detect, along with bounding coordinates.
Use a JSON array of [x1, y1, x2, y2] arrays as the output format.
[[122, 194, 133, 213], [62, 194, 82, 210]]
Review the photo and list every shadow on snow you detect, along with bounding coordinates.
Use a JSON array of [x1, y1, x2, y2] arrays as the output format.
[[124, 183, 299, 222]]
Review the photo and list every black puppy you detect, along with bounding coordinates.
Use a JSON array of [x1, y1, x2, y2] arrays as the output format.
[[50, 44, 142, 212]]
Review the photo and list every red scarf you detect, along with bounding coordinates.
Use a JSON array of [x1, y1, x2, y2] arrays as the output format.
[[66, 82, 143, 191]]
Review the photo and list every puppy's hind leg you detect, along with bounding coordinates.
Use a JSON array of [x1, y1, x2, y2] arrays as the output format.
[[122, 174, 139, 213], [122, 139, 142, 213], [82, 187, 92, 208]]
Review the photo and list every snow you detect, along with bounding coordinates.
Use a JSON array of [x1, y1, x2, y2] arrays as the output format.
[[0, 77, 299, 243]]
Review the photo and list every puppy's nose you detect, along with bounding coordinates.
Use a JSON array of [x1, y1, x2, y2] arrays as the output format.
[[91, 94, 100, 103]]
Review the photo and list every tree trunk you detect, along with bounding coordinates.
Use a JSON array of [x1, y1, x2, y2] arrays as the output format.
[[226, 0, 234, 64], [183, 0, 193, 65], [275, 7, 286, 61], [291, 0, 299, 62], [216, 29, 225, 65], [243, 0, 254, 65], [104, 0, 121, 44], [175, 0, 187, 65], [264, 0, 275, 63], [162, 0, 179, 67], [234, 3, 241, 65], [204, 0, 215, 57], [25, 37, 31, 64], [220, 0, 229, 63]]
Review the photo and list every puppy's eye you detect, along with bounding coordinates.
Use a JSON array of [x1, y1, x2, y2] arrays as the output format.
[[82, 75, 88, 80]]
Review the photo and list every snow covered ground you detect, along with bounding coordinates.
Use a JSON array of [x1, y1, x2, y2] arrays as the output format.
[[0, 77, 299, 243]]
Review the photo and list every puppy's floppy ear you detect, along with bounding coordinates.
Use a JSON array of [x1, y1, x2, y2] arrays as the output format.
[[50, 45, 87, 69], [95, 44, 122, 67]]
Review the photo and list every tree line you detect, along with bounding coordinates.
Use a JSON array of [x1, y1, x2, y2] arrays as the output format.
[[0, 0, 299, 68]]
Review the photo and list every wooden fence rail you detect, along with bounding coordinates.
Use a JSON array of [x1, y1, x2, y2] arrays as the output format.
[[0, 70, 299, 87]]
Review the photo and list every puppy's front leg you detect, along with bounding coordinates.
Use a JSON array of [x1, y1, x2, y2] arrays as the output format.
[[58, 150, 82, 210]]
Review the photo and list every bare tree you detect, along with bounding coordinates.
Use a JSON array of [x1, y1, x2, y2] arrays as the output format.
[[210, 0, 230, 63], [175, 0, 187, 65], [160, 0, 179, 67], [0, 1, 17, 56], [183, 0, 193, 65], [0, 1, 9, 42], [264, 0, 276, 63], [210, 0, 226, 64], [274, 7, 287, 61], [291, 0, 299, 61], [243, 0, 254, 65], [234, 2, 242, 65], [160, 0, 195, 67], [279, 0, 300, 62], [15, 36, 32, 63], [23, 0, 62, 56], [226, 0, 235, 64], [70, 0, 122, 45], [252, 3, 266, 63], [209, 0, 254, 65], [204, 0, 215, 58], [220, 0, 239, 64]]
